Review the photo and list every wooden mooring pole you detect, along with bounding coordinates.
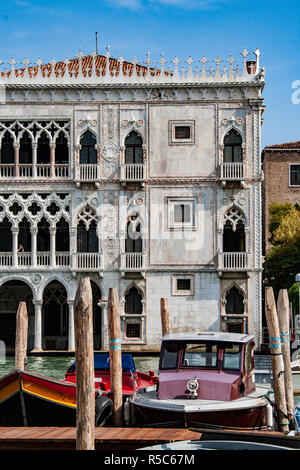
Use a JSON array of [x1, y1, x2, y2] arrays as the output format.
[[160, 298, 171, 336], [107, 288, 123, 427], [15, 301, 28, 370], [277, 289, 295, 425], [74, 277, 95, 450], [265, 286, 289, 433]]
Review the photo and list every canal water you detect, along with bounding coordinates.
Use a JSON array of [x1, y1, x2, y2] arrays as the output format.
[[0, 355, 160, 380]]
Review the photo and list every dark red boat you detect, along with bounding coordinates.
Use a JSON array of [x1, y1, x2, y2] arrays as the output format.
[[64, 352, 158, 397], [129, 332, 274, 430]]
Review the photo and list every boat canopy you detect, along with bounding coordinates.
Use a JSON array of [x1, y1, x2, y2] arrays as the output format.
[[161, 331, 255, 344], [67, 353, 136, 374]]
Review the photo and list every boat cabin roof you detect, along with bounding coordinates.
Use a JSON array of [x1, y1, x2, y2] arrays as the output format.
[[67, 352, 136, 374], [161, 331, 255, 345]]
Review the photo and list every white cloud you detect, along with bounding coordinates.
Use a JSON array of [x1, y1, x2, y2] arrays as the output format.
[[105, 0, 231, 9], [105, 0, 142, 9]]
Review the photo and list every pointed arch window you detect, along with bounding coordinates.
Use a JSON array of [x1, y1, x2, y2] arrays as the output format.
[[125, 216, 142, 253], [223, 129, 242, 163], [225, 287, 244, 315], [223, 208, 246, 252], [55, 131, 69, 164], [56, 218, 69, 252], [19, 133, 32, 164], [125, 287, 143, 314], [37, 217, 50, 251], [37, 131, 50, 164], [18, 217, 31, 252], [80, 130, 97, 164], [0, 217, 12, 251], [125, 131, 143, 164], [1, 132, 14, 164]]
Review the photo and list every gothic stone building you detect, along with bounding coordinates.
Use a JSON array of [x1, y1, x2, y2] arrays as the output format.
[[0, 48, 265, 352]]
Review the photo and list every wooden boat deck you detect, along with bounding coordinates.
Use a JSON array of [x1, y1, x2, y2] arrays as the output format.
[[0, 427, 200, 450]]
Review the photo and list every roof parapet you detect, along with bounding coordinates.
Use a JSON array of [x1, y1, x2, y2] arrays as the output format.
[[0, 48, 264, 87]]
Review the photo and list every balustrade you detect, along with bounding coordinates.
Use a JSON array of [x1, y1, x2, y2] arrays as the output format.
[[219, 252, 249, 271], [74, 252, 103, 271], [121, 252, 145, 271], [220, 162, 245, 180], [120, 163, 145, 182], [76, 164, 100, 182]]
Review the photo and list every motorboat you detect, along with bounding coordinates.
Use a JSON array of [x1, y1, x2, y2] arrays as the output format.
[[128, 331, 274, 430]]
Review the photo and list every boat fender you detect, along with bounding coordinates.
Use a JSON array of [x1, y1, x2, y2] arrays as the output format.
[[124, 397, 130, 426], [95, 396, 113, 427]]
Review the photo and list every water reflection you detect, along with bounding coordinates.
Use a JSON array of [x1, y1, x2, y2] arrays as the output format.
[[0, 354, 159, 380]]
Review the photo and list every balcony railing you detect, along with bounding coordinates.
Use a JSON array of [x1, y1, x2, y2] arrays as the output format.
[[0, 251, 70, 268], [120, 252, 145, 272], [0, 164, 69, 179], [75, 164, 100, 182], [74, 252, 103, 271], [218, 252, 249, 271], [220, 162, 245, 181], [120, 164, 145, 182]]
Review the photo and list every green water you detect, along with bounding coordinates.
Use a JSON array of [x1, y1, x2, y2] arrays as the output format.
[[0, 355, 159, 380]]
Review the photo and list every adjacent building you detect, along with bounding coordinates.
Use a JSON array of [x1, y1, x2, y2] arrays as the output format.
[[0, 48, 265, 352], [262, 141, 300, 252]]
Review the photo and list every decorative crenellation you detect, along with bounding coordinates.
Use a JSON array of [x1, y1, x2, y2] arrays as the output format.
[[0, 49, 264, 86]]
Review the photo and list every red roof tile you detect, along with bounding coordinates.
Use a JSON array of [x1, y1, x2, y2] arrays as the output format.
[[264, 141, 300, 150]]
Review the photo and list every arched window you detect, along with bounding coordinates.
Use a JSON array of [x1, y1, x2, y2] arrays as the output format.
[[0, 132, 14, 164], [223, 129, 242, 163], [0, 217, 12, 251], [19, 132, 32, 164], [77, 220, 98, 253], [18, 217, 31, 252], [37, 217, 50, 251], [55, 131, 69, 164], [43, 281, 68, 338], [80, 130, 97, 164], [225, 287, 244, 314], [37, 131, 50, 164], [125, 217, 142, 253], [125, 131, 143, 164], [56, 218, 69, 252], [91, 281, 102, 350], [125, 287, 143, 314], [223, 208, 245, 252]]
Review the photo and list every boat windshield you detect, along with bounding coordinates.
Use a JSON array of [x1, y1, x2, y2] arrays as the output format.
[[181, 343, 218, 369], [222, 343, 242, 371]]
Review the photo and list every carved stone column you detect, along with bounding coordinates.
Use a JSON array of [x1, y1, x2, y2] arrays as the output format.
[[67, 299, 75, 351], [50, 142, 56, 178], [32, 143, 37, 178], [12, 227, 19, 267], [30, 226, 38, 268], [32, 299, 43, 352], [49, 227, 56, 267], [69, 227, 77, 270], [14, 142, 19, 177]]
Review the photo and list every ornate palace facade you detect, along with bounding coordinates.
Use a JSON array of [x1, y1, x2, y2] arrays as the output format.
[[0, 48, 265, 352]]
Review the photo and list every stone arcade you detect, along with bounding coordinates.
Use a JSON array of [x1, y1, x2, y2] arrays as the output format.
[[0, 48, 265, 352]]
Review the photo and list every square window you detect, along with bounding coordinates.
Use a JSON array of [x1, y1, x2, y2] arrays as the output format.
[[167, 198, 196, 230], [126, 323, 141, 339], [169, 120, 195, 145], [172, 274, 194, 296], [290, 164, 300, 186], [174, 126, 191, 140], [177, 278, 191, 291]]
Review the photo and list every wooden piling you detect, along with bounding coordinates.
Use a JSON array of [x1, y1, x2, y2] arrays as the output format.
[[265, 286, 289, 433], [15, 302, 28, 370], [160, 298, 171, 336], [277, 289, 295, 425], [107, 288, 123, 427], [74, 276, 95, 450]]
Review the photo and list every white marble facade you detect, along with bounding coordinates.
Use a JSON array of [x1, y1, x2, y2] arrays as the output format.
[[0, 49, 265, 351]]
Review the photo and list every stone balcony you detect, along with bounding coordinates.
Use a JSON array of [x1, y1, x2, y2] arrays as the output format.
[[218, 252, 249, 274], [220, 162, 245, 186], [74, 164, 100, 186], [120, 252, 146, 277], [120, 163, 146, 186], [0, 164, 69, 179], [0, 251, 103, 273]]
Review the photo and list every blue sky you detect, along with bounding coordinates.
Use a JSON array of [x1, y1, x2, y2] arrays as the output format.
[[0, 0, 299, 148]]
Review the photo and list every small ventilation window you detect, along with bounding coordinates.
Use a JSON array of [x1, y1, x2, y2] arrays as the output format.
[[174, 126, 191, 140]]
